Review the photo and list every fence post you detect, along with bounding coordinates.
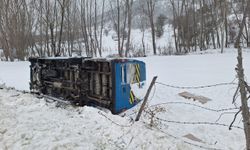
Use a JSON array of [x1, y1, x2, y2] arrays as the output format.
[[135, 76, 157, 121]]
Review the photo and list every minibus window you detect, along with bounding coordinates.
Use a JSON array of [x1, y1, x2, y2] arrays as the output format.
[[126, 64, 136, 84]]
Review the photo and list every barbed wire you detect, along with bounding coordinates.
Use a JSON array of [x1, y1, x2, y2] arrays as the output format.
[[152, 125, 224, 150], [149, 114, 243, 130], [97, 107, 236, 149], [98, 109, 225, 150], [215, 111, 239, 123], [98, 111, 134, 128], [148, 102, 239, 113], [156, 82, 237, 89], [99, 111, 223, 149]]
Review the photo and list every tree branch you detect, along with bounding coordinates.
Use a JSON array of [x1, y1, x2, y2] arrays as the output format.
[[229, 108, 242, 130], [233, 84, 240, 104]]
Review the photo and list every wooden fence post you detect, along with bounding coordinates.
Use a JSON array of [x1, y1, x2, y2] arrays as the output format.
[[135, 76, 157, 121]]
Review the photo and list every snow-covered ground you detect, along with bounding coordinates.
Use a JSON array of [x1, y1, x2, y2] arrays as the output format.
[[0, 61, 30, 91], [0, 48, 250, 149]]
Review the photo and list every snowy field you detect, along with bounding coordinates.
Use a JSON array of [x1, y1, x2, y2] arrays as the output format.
[[0, 49, 250, 149]]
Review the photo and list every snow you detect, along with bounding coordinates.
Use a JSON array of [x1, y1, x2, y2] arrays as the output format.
[[100, 24, 174, 57], [0, 61, 30, 91], [0, 48, 250, 149], [0, 89, 183, 150]]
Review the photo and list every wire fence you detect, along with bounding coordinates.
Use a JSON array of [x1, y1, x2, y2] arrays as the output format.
[[148, 102, 239, 113], [151, 115, 243, 130], [98, 111, 134, 128], [98, 80, 244, 149], [156, 82, 237, 89], [152, 125, 224, 150]]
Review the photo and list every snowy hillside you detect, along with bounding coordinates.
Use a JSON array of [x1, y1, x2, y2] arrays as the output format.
[[101, 24, 174, 57], [0, 49, 250, 149]]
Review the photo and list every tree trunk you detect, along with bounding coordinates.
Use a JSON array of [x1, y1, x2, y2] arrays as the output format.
[[117, 0, 121, 57], [125, 0, 133, 57], [170, 0, 179, 53], [99, 0, 105, 57], [235, 0, 250, 148], [147, 0, 156, 55]]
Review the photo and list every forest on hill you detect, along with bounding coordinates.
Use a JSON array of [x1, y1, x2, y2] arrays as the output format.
[[0, 0, 248, 60]]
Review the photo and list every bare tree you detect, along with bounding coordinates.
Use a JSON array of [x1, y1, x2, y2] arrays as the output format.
[[98, 0, 106, 57], [234, 0, 250, 148], [0, 0, 32, 61], [109, 0, 129, 57], [57, 0, 68, 56], [80, 0, 90, 56], [139, 2, 148, 56], [125, 0, 133, 57], [117, 0, 121, 56], [220, 0, 225, 53], [94, 0, 99, 57], [145, 0, 157, 55]]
